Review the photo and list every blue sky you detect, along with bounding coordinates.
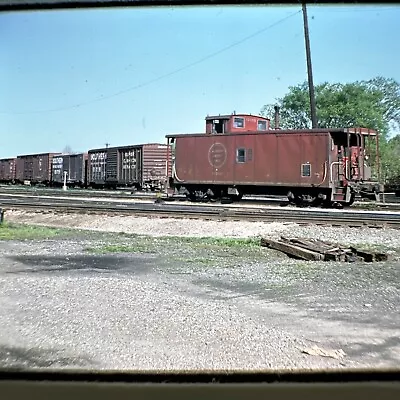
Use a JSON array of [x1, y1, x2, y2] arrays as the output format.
[[0, 4, 399, 158]]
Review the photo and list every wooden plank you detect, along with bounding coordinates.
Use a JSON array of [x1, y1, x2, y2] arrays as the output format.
[[261, 238, 324, 261], [287, 238, 336, 253], [261, 237, 388, 263], [294, 238, 334, 250], [312, 238, 343, 249]]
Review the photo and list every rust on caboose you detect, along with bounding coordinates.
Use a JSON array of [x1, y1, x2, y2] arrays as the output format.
[[166, 113, 383, 206]]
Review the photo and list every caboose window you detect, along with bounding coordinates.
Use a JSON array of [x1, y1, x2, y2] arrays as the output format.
[[236, 148, 246, 163], [301, 163, 311, 177], [233, 117, 245, 128], [257, 120, 267, 131]]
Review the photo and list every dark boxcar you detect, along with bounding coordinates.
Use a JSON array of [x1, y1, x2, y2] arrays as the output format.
[[69, 153, 87, 186], [141, 143, 171, 190], [88, 148, 107, 186], [51, 155, 64, 185], [16, 153, 60, 184], [88, 143, 171, 190], [0, 158, 17, 182], [15, 158, 25, 183], [51, 153, 87, 187]]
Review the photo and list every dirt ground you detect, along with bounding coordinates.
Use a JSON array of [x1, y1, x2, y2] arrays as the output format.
[[0, 219, 399, 371]]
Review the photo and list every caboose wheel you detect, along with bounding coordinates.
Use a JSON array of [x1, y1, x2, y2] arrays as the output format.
[[229, 193, 243, 202], [347, 193, 356, 206]]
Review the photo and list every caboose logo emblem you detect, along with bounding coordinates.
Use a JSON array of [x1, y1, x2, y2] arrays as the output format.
[[208, 143, 227, 169]]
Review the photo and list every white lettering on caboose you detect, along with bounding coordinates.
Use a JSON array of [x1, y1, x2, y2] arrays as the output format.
[[208, 143, 227, 169]]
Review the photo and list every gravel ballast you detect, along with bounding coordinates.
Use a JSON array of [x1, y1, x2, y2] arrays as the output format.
[[4, 208, 400, 245]]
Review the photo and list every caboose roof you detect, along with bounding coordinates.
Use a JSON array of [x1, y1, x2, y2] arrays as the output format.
[[205, 114, 269, 121], [166, 127, 378, 138]]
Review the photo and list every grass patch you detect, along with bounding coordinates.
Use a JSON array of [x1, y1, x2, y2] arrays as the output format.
[[86, 243, 156, 254], [345, 242, 398, 253], [84, 235, 263, 261], [168, 236, 260, 248], [173, 256, 215, 265], [0, 222, 64, 240]]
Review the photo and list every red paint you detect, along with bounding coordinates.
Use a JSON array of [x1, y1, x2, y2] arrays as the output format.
[[172, 131, 329, 187], [205, 114, 270, 134]]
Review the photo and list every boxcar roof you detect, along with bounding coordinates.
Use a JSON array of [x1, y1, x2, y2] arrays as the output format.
[[166, 127, 378, 138], [17, 152, 61, 158], [88, 143, 168, 152]]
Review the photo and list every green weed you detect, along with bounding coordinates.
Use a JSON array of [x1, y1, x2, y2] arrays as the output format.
[[0, 222, 64, 240]]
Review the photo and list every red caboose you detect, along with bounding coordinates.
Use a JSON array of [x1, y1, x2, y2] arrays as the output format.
[[166, 113, 383, 206]]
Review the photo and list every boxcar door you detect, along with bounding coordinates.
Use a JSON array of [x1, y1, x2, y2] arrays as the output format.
[[105, 148, 118, 186]]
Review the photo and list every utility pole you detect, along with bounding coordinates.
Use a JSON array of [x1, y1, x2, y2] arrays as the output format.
[[302, 2, 318, 129]]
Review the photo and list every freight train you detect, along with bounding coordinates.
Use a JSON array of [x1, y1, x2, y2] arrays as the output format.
[[166, 112, 385, 207], [0, 111, 386, 207], [0, 143, 171, 191]]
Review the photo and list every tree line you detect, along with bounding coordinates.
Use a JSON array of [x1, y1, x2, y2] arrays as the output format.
[[260, 76, 400, 183]]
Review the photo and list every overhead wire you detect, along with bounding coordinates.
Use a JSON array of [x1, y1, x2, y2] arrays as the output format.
[[3, 5, 397, 115], [1, 9, 302, 115]]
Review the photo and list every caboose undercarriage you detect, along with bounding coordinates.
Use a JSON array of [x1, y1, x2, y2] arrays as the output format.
[[172, 181, 382, 208]]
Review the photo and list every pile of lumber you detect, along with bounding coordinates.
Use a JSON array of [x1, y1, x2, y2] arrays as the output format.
[[260, 236, 388, 262]]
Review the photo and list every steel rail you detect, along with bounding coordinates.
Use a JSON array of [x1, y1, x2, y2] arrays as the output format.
[[1, 196, 400, 229], [1, 186, 400, 210]]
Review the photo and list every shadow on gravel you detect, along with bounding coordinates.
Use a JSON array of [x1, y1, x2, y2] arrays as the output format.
[[345, 336, 400, 364], [5, 254, 155, 275], [192, 277, 400, 329], [0, 344, 95, 370]]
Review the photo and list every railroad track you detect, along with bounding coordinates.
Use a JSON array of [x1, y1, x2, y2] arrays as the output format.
[[1, 194, 400, 229], [1, 185, 400, 210]]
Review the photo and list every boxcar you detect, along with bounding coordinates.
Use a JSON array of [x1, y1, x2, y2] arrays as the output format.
[[166, 113, 383, 206], [87, 143, 171, 190], [16, 153, 60, 184], [51, 153, 87, 187], [0, 158, 17, 183]]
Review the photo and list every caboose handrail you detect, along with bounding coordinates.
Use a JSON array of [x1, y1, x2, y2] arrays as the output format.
[[172, 159, 184, 182], [330, 161, 342, 183]]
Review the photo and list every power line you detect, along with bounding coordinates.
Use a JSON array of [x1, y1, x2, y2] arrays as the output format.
[[2, 10, 301, 115], [313, 6, 400, 13]]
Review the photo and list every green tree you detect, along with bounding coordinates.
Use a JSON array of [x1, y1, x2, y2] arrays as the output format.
[[261, 77, 400, 180], [381, 134, 400, 182]]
